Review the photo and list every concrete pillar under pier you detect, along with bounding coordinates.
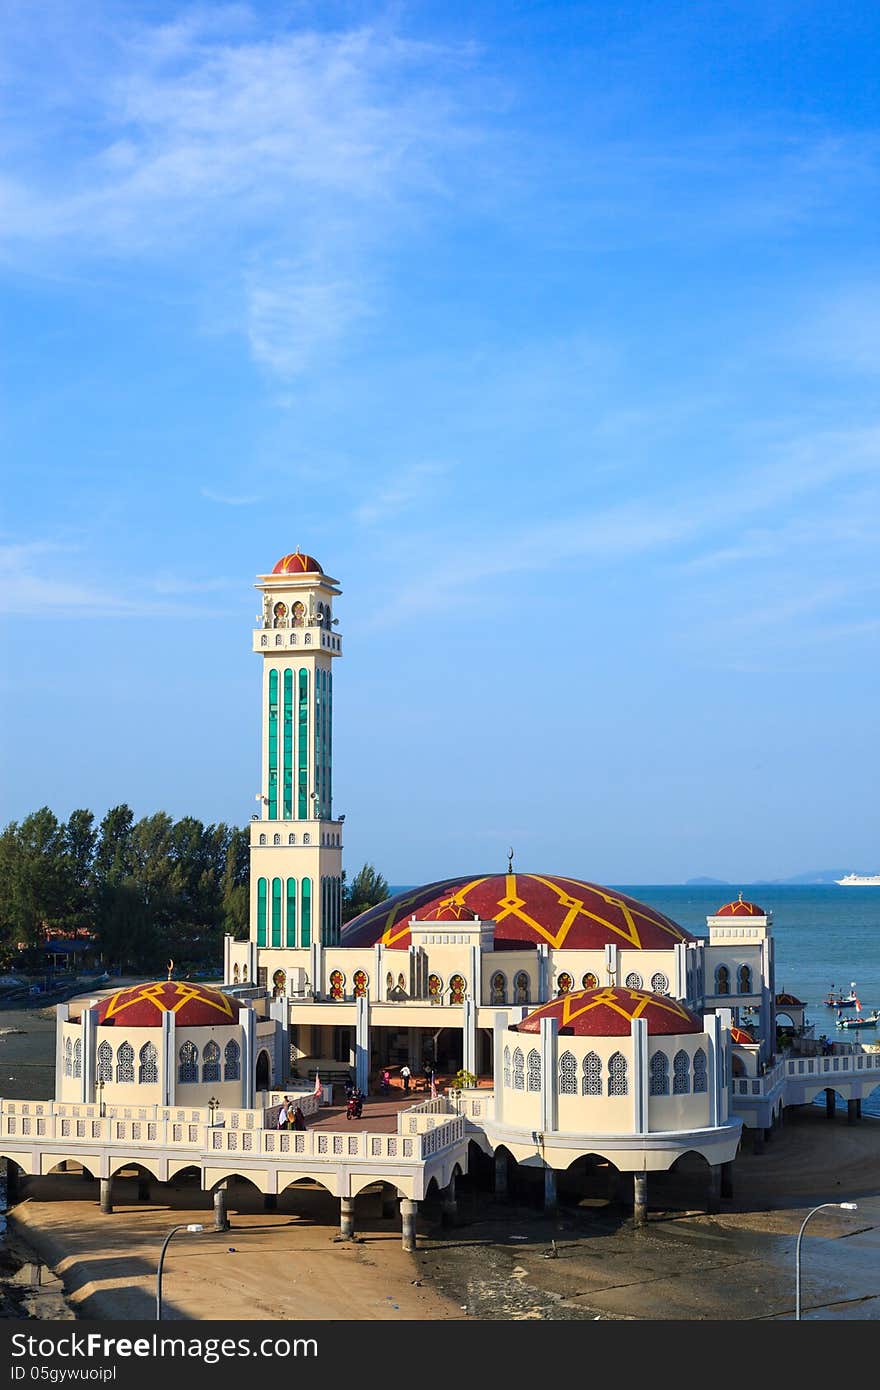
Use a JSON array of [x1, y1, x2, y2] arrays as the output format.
[[848, 1098, 859, 1125], [494, 1149, 508, 1196], [543, 1167, 557, 1214], [213, 1186, 229, 1232], [633, 1172, 648, 1228], [137, 1175, 150, 1202], [264, 1194, 277, 1211], [856, 1098, 862, 1118], [4, 1162, 19, 1204], [441, 1176, 458, 1226], [339, 1196, 355, 1240], [707, 1165, 721, 1215], [401, 1198, 418, 1252], [825, 1087, 836, 1119], [721, 1161, 734, 1200], [99, 1178, 113, 1214], [382, 1188, 399, 1219]]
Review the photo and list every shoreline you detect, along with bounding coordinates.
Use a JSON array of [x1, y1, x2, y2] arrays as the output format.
[[3, 1107, 878, 1321]]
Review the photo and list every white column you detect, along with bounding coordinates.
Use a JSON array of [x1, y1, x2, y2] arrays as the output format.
[[310, 940, 324, 1000], [161, 1011, 175, 1107], [270, 996, 287, 1086], [468, 944, 480, 1006], [673, 943, 686, 1002], [81, 1006, 98, 1104], [704, 1013, 722, 1127], [246, 940, 258, 985], [493, 1012, 507, 1124], [537, 944, 550, 1002], [241, 1006, 257, 1109], [462, 998, 477, 1077], [55, 1003, 68, 1098], [539, 1017, 558, 1135], [223, 933, 232, 984], [631, 1017, 649, 1134], [373, 943, 385, 1002], [355, 993, 370, 1093]]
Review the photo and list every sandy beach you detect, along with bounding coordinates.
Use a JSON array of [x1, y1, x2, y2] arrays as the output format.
[[1, 1106, 877, 1321], [2, 997, 879, 1321]]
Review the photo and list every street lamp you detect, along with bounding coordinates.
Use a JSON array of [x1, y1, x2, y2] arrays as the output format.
[[795, 1202, 858, 1319], [156, 1223, 205, 1320], [96, 1078, 105, 1118], [207, 1096, 219, 1126]]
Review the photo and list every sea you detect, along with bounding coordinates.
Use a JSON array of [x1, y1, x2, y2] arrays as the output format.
[[390, 881, 880, 1116]]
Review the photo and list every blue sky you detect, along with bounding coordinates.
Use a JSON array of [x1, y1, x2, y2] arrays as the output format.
[[2, 0, 879, 883]]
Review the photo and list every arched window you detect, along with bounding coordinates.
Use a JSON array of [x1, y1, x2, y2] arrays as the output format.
[[582, 972, 599, 991], [608, 1051, 628, 1096], [582, 1051, 602, 1096], [490, 972, 506, 1005], [260, 634, 267, 646], [64, 1037, 72, 1077], [97, 1041, 112, 1084], [259, 834, 266, 846], [224, 1040, 241, 1081], [178, 1041, 199, 1084], [386, 971, 394, 995], [202, 1041, 221, 1083], [715, 965, 730, 995], [353, 970, 368, 998], [503, 1045, 511, 1088], [138, 1042, 158, 1085], [693, 1048, 708, 1094], [625, 972, 643, 990], [673, 1049, 690, 1094], [559, 1050, 577, 1095], [273, 833, 281, 845], [738, 964, 752, 993], [329, 970, 345, 1001], [650, 1050, 669, 1096], [651, 972, 669, 994], [288, 833, 295, 845], [449, 974, 466, 1004], [275, 634, 283, 645], [272, 968, 286, 998], [303, 833, 310, 845], [233, 963, 240, 984], [527, 1048, 542, 1091], [514, 971, 530, 1005], [116, 1041, 134, 1084], [304, 633, 311, 645], [512, 1047, 525, 1090], [397, 972, 406, 992], [428, 973, 442, 1001], [556, 972, 573, 995], [73, 1038, 82, 1078]]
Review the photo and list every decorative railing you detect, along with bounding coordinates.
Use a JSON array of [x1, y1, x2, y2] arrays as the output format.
[[731, 1050, 880, 1097]]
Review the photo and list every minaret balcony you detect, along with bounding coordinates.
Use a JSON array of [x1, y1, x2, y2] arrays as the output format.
[[253, 626, 342, 654]]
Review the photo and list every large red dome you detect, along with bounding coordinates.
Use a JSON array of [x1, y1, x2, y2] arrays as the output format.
[[341, 874, 695, 951], [271, 551, 323, 576], [515, 987, 703, 1037], [91, 981, 242, 1028], [716, 897, 765, 917]]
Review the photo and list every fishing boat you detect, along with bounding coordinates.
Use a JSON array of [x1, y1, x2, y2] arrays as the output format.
[[836, 1009, 880, 1029], [824, 982, 858, 1007]]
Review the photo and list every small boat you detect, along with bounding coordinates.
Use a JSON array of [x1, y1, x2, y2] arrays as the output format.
[[836, 1009, 880, 1029], [824, 982, 858, 1007]]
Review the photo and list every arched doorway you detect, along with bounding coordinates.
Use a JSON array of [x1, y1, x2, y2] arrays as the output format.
[[255, 1049, 271, 1091]]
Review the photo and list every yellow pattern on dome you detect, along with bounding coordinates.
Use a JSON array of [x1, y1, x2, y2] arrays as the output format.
[[103, 981, 236, 1022], [551, 988, 697, 1030]]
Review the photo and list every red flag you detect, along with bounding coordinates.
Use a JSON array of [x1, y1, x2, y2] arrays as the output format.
[[855, 998, 861, 1012], [312, 1072, 322, 1099], [430, 1077, 437, 1099]]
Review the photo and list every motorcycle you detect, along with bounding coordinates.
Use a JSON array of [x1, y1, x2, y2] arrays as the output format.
[[346, 1092, 363, 1120]]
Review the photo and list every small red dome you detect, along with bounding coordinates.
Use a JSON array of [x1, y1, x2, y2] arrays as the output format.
[[342, 874, 695, 952], [271, 551, 323, 576], [730, 1026, 755, 1045], [417, 904, 481, 922], [514, 986, 704, 1037], [717, 897, 765, 917], [92, 981, 242, 1028]]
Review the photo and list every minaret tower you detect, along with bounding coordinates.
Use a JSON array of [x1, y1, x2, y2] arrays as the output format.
[[249, 550, 344, 952]]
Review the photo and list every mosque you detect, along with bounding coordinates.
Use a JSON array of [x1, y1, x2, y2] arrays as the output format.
[[2, 550, 878, 1241]]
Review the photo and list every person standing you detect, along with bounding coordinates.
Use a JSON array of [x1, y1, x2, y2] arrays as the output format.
[[400, 1064, 411, 1093]]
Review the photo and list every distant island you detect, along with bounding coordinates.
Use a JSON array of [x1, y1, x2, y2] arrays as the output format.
[[685, 869, 849, 886]]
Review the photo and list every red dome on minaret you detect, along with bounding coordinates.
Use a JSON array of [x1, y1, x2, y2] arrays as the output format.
[[716, 893, 765, 917], [271, 550, 323, 576]]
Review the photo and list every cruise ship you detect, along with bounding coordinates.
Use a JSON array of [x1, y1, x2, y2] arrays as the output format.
[[836, 873, 880, 886]]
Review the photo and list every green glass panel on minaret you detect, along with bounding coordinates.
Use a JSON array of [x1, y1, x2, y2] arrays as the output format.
[[257, 877, 267, 947]]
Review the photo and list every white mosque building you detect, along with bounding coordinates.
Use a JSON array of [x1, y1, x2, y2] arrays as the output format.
[[1, 549, 878, 1239]]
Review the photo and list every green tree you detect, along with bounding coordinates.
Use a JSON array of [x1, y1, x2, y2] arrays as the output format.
[[342, 863, 390, 924], [61, 809, 97, 933], [221, 826, 250, 940]]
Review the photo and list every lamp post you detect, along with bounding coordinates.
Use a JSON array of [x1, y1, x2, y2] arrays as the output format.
[[96, 1079, 105, 1118], [795, 1202, 858, 1319], [208, 1096, 219, 1127], [156, 1223, 205, 1320]]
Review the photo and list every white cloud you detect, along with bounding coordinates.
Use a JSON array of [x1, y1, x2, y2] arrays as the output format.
[[354, 462, 448, 526]]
